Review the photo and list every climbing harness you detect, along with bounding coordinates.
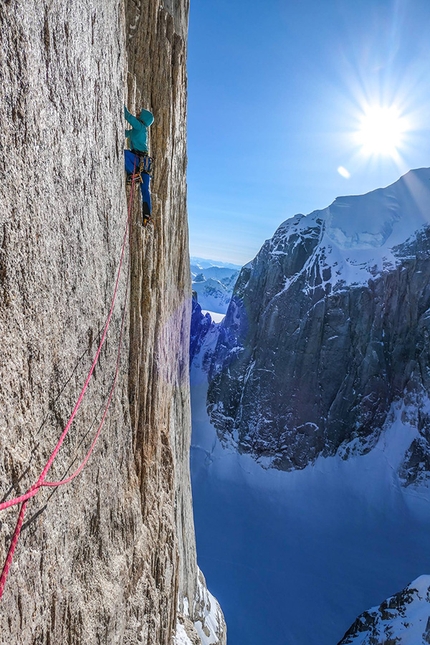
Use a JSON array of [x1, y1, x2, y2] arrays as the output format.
[[126, 155, 154, 226], [129, 149, 153, 175], [0, 172, 138, 599]]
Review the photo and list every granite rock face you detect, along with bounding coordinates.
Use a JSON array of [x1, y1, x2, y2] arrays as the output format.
[[0, 1, 225, 643], [338, 575, 430, 644], [207, 169, 430, 477]]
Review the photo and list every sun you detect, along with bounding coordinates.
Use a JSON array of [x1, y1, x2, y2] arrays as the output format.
[[355, 104, 408, 158]]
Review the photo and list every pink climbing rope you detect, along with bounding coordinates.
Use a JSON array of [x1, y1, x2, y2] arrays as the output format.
[[0, 172, 137, 599], [43, 267, 130, 489]]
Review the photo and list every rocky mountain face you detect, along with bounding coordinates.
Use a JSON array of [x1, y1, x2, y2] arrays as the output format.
[[207, 169, 430, 478], [0, 1, 225, 644], [338, 575, 430, 644], [190, 298, 213, 364]]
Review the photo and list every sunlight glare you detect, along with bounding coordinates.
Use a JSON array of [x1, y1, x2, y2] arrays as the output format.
[[355, 105, 408, 158]]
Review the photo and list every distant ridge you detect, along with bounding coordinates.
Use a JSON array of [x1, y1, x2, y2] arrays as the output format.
[[190, 256, 242, 270]]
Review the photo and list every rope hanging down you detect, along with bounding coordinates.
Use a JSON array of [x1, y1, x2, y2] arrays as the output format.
[[0, 172, 138, 599]]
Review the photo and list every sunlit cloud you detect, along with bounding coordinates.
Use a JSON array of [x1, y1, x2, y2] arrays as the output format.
[[337, 166, 351, 179]]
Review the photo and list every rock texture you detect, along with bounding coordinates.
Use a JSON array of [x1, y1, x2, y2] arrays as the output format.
[[0, 0, 225, 643], [207, 169, 430, 477], [338, 575, 430, 644]]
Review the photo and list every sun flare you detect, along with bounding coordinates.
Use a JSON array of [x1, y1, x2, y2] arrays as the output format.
[[355, 105, 408, 158]]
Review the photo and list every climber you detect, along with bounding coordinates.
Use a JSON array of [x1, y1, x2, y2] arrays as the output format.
[[124, 105, 154, 226]]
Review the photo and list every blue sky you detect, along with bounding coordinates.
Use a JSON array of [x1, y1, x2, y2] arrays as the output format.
[[187, 0, 430, 265]]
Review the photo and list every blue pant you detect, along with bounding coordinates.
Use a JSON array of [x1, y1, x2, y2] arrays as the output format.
[[124, 150, 152, 216]]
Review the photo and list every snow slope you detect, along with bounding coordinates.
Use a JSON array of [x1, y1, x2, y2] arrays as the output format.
[[339, 575, 430, 644], [268, 167, 430, 291], [191, 313, 430, 645]]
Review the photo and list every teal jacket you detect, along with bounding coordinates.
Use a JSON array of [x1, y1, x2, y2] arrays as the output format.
[[124, 106, 154, 153]]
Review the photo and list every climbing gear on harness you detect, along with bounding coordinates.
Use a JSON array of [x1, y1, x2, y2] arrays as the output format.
[[126, 172, 142, 185], [139, 155, 152, 175], [130, 150, 153, 175], [126, 155, 152, 184], [124, 149, 152, 218]]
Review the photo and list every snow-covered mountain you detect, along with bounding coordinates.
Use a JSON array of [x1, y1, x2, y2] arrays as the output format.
[[190, 168, 430, 645], [191, 256, 241, 271], [338, 575, 430, 644], [191, 258, 240, 314], [207, 168, 430, 479]]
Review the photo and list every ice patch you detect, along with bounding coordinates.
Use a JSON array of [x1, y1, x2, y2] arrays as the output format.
[[325, 191, 400, 249], [173, 622, 193, 645], [194, 574, 225, 645]]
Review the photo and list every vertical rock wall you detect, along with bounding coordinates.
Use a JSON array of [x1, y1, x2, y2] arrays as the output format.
[[124, 0, 225, 642], [0, 0, 225, 643]]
